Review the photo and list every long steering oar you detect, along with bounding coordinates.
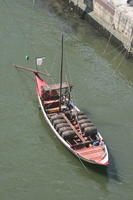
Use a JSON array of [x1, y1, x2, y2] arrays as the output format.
[[13, 64, 51, 77]]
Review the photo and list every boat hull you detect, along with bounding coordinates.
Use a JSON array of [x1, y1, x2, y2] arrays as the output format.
[[14, 60, 109, 166], [37, 94, 109, 166]]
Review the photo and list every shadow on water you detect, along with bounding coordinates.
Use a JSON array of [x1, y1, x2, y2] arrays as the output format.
[[106, 149, 122, 183], [36, 96, 122, 186], [84, 150, 121, 182], [37, 109, 121, 187], [38, 129, 109, 192]]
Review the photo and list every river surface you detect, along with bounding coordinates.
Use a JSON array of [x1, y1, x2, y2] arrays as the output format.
[[0, 0, 133, 199]]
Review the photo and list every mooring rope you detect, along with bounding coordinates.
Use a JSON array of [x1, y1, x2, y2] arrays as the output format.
[[76, 152, 90, 174]]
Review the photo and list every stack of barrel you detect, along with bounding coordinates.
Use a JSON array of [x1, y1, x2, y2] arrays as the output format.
[[50, 115, 76, 140], [77, 112, 97, 140]]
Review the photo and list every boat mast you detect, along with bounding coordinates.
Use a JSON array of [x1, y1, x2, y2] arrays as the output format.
[[59, 35, 64, 112]]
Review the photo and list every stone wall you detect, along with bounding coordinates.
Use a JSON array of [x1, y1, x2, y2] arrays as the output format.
[[93, 0, 133, 53], [94, 0, 115, 25], [65, 0, 133, 57], [113, 6, 133, 48], [93, 0, 115, 24]]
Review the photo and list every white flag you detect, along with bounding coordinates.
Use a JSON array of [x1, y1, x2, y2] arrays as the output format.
[[36, 57, 45, 66]]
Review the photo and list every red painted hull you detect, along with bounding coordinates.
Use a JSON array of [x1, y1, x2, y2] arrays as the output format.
[[35, 74, 109, 166]]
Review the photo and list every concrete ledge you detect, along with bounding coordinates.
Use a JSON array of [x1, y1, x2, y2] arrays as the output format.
[[63, 0, 133, 58]]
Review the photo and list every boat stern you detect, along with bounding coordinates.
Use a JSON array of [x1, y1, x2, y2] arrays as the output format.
[[75, 145, 109, 166]]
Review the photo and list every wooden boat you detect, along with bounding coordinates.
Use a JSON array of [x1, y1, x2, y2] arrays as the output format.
[[14, 64, 109, 166], [14, 37, 109, 166], [36, 75, 109, 165]]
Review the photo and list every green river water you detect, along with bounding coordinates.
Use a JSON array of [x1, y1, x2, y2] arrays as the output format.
[[0, 0, 133, 199]]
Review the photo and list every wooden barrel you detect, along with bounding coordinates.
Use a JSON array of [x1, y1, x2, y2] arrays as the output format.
[[77, 111, 84, 115], [53, 119, 66, 126], [84, 126, 97, 137], [50, 115, 63, 122], [77, 115, 88, 120], [78, 119, 92, 124], [59, 127, 72, 135], [55, 123, 69, 130], [62, 130, 75, 140], [80, 122, 94, 129]]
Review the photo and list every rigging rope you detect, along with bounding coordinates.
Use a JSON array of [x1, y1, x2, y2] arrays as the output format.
[[105, 43, 123, 56], [102, 32, 113, 55], [110, 47, 125, 63], [113, 50, 127, 74], [76, 153, 90, 174], [64, 40, 78, 105]]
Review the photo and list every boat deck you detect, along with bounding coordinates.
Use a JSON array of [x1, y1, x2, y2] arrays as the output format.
[[75, 145, 105, 162]]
